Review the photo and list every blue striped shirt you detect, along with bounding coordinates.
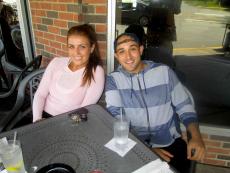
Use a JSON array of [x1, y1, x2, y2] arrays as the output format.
[[105, 61, 197, 147]]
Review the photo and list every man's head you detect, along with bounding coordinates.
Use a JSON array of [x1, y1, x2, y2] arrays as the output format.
[[114, 33, 145, 74]]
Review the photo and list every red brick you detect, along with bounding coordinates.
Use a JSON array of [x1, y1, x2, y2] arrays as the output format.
[[73, 14, 80, 21], [50, 41, 62, 49], [35, 30, 44, 37], [56, 35, 67, 43], [60, 4, 67, 11], [58, 0, 76, 2], [36, 10, 46, 17], [59, 12, 74, 20], [83, 0, 106, 3], [41, 3, 52, 10], [37, 37, 49, 45], [56, 49, 68, 57], [31, 10, 36, 16], [96, 24, 106, 33], [205, 153, 217, 159], [45, 46, 56, 54], [204, 140, 222, 147], [203, 158, 226, 166], [96, 6, 107, 14], [207, 147, 230, 154], [30, 2, 41, 9], [44, 0, 58, 2], [32, 16, 42, 24], [44, 33, 55, 40], [48, 26, 60, 34], [52, 4, 67, 11], [98, 42, 107, 50], [53, 19, 67, 28]]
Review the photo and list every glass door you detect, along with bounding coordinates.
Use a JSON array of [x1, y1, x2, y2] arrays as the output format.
[[0, 0, 34, 69], [110, 0, 230, 127]]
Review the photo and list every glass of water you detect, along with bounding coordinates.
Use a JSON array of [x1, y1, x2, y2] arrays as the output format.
[[113, 120, 129, 146], [0, 140, 26, 173]]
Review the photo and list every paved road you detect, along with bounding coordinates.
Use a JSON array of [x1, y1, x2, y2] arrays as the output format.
[[174, 1, 230, 49]]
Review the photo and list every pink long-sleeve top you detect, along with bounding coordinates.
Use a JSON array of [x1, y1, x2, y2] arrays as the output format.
[[32, 57, 105, 122]]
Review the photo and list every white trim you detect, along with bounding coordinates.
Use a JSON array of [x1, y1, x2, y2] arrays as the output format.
[[181, 124, 230, 137], [106, 0, 116, 73], [16, 0, 34, 63], [199, 125, 230, 137]]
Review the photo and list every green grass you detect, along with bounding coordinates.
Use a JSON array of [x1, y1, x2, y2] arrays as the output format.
[[184, 0, 220, 8], [183, 0, 230, 11]]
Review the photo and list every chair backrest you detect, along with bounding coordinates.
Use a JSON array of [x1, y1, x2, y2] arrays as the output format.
[[0, 68, 45, 132], [0, 38, 10, 89], [0, 55, 42, 98], [0, 38, 4, 57]]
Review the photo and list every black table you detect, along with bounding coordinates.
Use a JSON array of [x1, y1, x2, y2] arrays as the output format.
[[0, 104, 161, 173]]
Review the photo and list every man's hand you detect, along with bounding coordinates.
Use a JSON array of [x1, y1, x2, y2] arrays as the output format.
[[187, 123, 206, 161], [187, 136, 205, 161], [151, 148, 174, 162]]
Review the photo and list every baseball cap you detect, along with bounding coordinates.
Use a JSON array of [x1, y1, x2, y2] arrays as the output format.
[[114, 32, 140, 51]]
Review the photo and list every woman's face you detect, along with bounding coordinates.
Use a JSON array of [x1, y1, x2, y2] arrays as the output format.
[[67, 34, 95, 70]]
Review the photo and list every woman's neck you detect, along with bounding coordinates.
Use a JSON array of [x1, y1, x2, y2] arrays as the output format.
[[68, 61, 85, 72]]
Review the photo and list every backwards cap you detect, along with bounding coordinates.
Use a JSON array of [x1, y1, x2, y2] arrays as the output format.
[[114, 32, 140, 51]]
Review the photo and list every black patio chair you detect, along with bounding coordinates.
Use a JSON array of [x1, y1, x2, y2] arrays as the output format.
[[0, 68, 45, 132], [0, 39, 10, 90], [0, 55, 42, 98]]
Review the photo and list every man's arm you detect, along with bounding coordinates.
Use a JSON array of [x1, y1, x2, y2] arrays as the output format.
[[187, 123, 205, 161], [168, 67, 205, 161]]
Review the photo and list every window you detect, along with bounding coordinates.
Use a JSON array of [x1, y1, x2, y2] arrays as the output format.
[[112, 0, 230, 127]]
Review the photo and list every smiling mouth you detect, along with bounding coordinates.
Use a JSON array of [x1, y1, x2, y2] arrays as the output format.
[[73, 56, 82, 60], [125, 60, 134, 65]]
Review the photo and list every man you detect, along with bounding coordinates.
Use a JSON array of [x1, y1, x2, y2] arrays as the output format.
[[105, 33, 205, 173]]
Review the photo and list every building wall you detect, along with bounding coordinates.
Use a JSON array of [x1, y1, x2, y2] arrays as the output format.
[[29, 0, 107, 66], [182, 127, 230, 168], [201, 131, 230, 167], [29, 0, 230, 168]]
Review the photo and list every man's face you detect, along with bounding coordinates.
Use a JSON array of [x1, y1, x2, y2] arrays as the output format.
[[115, 35, 144, 74]]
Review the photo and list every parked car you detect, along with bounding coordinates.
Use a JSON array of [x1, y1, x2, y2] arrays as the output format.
[[118, 1, 151, 26], [118, 0, 182, 26]]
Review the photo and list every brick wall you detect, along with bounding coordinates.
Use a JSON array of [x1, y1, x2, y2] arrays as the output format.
[[29, 0, 107, 67], [202, 133, 230, 167], [183, 127, 230, 168]]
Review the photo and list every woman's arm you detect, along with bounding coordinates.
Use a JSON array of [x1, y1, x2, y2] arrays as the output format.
[[32, 59, 56, 122], [80, 66, 105, 107]]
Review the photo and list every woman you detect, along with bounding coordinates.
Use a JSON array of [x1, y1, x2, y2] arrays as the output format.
[[33, 24, 105, 122]]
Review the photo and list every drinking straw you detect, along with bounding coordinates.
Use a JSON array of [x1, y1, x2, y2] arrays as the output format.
[[120, 108, 123, 122], [13, 131, 17, 146]]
